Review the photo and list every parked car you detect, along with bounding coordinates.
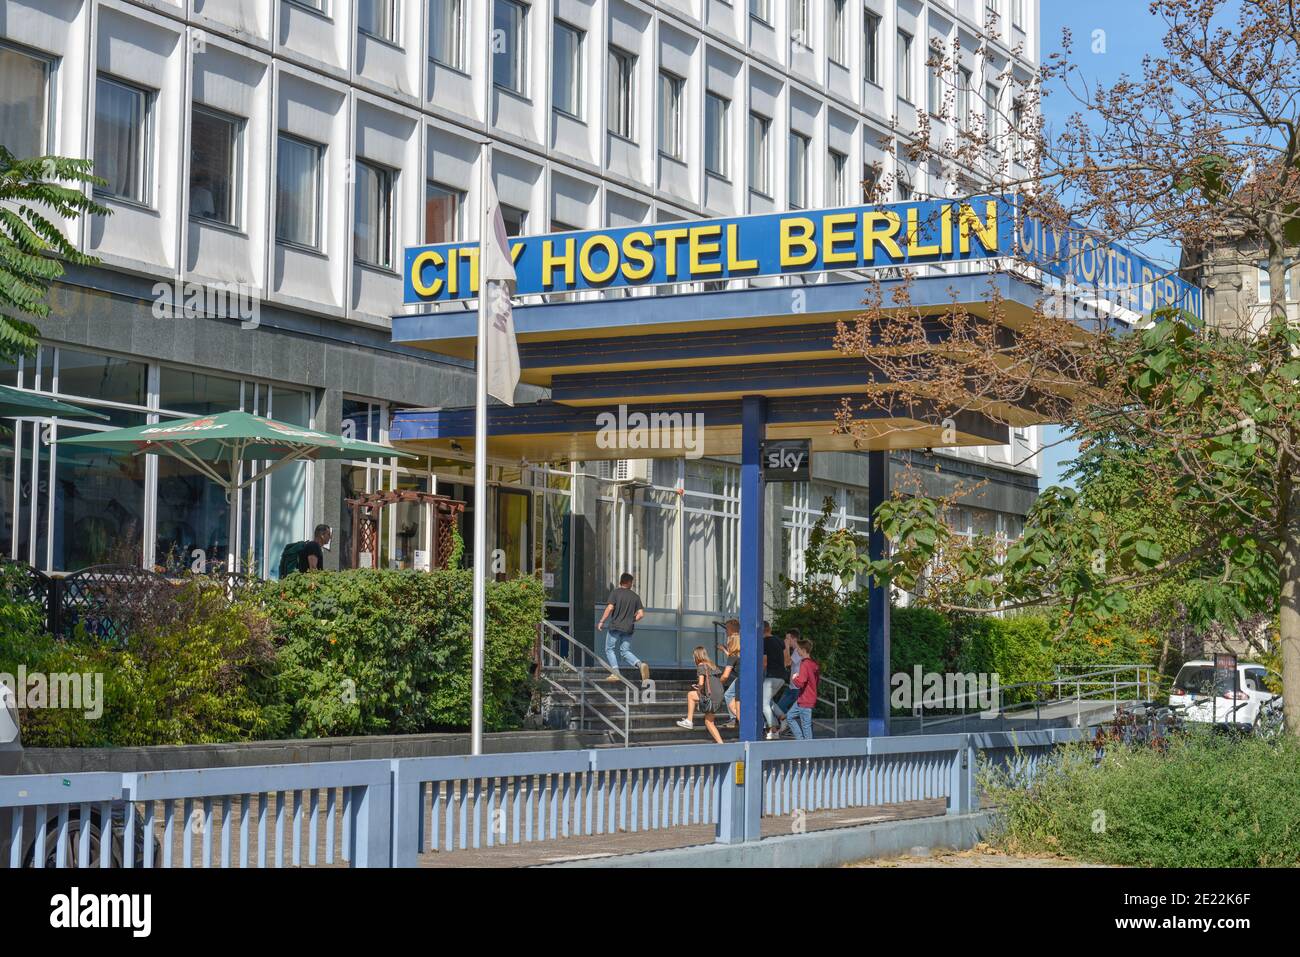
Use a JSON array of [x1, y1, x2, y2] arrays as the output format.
[[1168, 660, 1282, 732], [0, 682, 19, 775]]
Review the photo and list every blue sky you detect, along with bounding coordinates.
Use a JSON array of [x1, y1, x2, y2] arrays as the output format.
[[1031, 1, 1175, 488]]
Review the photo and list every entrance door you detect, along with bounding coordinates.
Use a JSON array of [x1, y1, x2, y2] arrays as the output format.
[[495, 488, 532, 579]]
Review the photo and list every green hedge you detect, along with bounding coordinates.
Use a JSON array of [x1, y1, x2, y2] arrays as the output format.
[[2, 580, 279, 747], [1, 568, 544, 746], [260, 569, 543, 738], [771, 599, 1115, 716]]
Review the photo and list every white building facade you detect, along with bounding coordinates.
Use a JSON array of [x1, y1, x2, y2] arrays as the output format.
[[0, 0, 1041, 660]]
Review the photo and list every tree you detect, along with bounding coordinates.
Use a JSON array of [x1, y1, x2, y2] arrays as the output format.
[[838, 0, 1300, 736], [0, 147, 109, 360]]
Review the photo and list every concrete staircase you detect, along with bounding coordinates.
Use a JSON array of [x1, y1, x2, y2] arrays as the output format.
[[541, 667, 743, 746]]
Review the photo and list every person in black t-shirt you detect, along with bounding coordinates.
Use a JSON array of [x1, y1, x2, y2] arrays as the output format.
[[597, 572, 648, 682], [761, 620, 787, 738], [300, 524, 331, 572]]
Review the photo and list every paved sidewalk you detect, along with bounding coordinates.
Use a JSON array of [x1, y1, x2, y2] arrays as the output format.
[[418, 798, 948, 867], [851, 843, 1111, 868], [136, 795, 949, 868]]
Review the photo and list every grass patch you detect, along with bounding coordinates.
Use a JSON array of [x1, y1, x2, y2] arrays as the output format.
[[982, 730, 1300, 867]]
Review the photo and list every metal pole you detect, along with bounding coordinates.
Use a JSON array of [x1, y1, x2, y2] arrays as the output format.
[[867, 450, 891, 737], [738, 395, 766, 743], [471, 143, 490, 755]]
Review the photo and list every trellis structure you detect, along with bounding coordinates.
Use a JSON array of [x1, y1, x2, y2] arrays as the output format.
[[345, 490, 465, 571]]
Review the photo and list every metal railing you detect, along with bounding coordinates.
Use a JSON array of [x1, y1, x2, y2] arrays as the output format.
[[537, 619, 638, 746], [1, 729, 1084, 867], [909, 664, 1161, 732], [813, 674, 848, 737]]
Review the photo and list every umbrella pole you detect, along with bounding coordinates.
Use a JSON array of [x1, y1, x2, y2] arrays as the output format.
[[228, 446, 242, 576]]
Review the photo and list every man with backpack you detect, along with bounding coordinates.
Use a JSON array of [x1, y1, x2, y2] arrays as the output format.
[[278, 524, 332, 578]]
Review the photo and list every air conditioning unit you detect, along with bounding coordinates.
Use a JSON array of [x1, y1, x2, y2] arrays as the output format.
[[597, 458, 652, 485]]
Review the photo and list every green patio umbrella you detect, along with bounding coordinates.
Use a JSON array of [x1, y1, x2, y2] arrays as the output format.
[[60, 409, 416, 572], [0, 383, 110, 420]]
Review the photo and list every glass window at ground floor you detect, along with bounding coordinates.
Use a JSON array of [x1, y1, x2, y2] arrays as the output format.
[[335, 438, 576, 601], [0, 346, 315, 577]]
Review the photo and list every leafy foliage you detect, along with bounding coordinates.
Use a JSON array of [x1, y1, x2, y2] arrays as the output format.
[[1, 568, 545, 746], [261, 569, 543, 737], [0, 147, 109, 360], [870, 310, 1292, 640], [769, 504, 1143, 715], [4, 580, 279, 747], [983, 733, 1300, 867]]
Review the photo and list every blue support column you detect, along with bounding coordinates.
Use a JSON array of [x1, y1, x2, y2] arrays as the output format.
[[739, 395, 767, 743], [867, 450, 891, 737]]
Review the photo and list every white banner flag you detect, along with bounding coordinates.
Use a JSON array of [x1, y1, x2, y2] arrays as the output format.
[[481, 170, 519, 406]]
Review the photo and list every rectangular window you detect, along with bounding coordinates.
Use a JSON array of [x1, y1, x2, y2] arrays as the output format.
[[354, 159, 394, 269], [493, 0, 528, 95], [829, 0, 848, 64], [275, 134, 322, 248], [190, 106, 241, 227], [704, 92, 729, 178], [1258, 261, 1294, 303], [94, 75, 150, 204], [425, 181, 461, 244], [607, 47, 635, 139], [500, 203, 527, 237], [957, 68, 972, 128], [430, 0, 465, 70], [791, 0, 810, 44], [789, 132, 810, 209], [1011, 95, 1025, 158], [748, 112, 771, 195], [985, 82, 1000, 148], [552, 21, 583, 118], [928, 62, 941, 116], [896, 31, 913, 103], [1011, 0, 1025, 28], [658, 71, 683, 159], [863, 160, 880, 201], [358, 0, 397, 43], [828, 149, 847, 206], [0, 43, 51, 159], [749, 0, 770, 24], [864, 10, 881, 85]]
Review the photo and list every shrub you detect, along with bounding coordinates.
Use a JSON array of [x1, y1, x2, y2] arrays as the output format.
[[8, 580, 280, 747], [260, 569, 542, 737], [982, 732, 1300, 866], [0, 564, 47, 652], [771, 580, 869, 716]]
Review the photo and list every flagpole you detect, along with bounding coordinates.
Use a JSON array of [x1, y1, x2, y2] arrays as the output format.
[[471, 142, 490, 755]]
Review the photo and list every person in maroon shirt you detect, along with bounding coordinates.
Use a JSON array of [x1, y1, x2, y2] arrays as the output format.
[[785, 637, 820, 740]]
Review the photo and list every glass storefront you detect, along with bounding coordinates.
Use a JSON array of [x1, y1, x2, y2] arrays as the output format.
[[1, 346, 313, 577], [4, 353, 1024, 660]]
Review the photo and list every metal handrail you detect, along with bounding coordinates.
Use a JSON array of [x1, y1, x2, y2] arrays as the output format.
[[911, 663, 1161, 731], [539, 619, 636, 747], [813, 674, 847, 737]]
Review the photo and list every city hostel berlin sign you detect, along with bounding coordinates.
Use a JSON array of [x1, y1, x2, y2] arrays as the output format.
[[402, 193, 1202, 318], [405, 196, 1015, 302]]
